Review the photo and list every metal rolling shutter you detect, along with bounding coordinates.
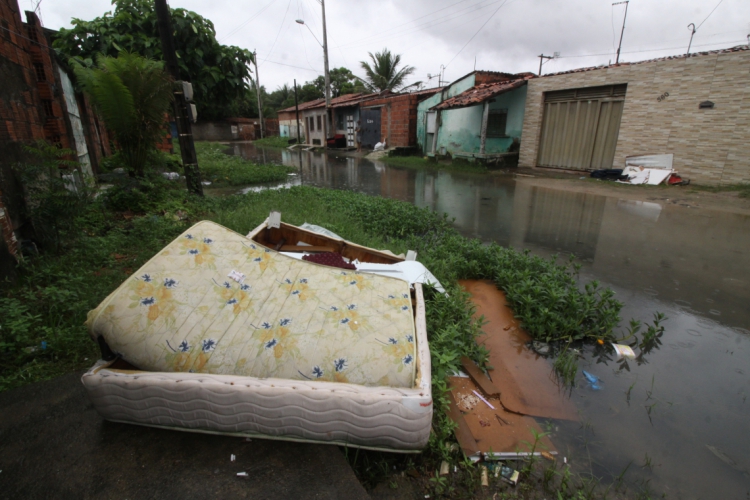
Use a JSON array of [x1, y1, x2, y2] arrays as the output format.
[[537, 84, 626, 170]]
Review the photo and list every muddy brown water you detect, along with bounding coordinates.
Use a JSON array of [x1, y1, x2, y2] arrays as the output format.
[[217, 143, 750, 498]]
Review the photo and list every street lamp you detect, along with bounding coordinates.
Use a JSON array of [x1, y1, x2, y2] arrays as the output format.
[[295, 6, 332, 141]]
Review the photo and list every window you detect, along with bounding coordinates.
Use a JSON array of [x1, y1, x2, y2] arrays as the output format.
[[42, 99, 54, 117], [316, 115, 322, 131], [33, 63, 45, 82], [486, 109, 508, 138], [308, 116, 314, 131]]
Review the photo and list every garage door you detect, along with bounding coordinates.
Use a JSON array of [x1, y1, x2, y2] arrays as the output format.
[[537, 84, 627, 170]]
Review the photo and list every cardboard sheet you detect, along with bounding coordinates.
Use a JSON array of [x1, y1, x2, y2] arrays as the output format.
[[459, 280, 578, 421], [448, 376, 556, 458]]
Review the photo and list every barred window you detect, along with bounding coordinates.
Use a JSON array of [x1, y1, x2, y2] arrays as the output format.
[[316, 115, 322, 130], [34, 63, 45, 82], [486, 109, 508, 138]]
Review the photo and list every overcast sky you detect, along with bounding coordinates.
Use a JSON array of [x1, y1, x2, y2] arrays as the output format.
[[35, 0, 750, 91]]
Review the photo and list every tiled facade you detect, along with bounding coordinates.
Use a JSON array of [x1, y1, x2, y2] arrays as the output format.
[[519, 48, 750, 185]]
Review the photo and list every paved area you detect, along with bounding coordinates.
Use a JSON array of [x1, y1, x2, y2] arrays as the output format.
[[0, 372, 369, 499]]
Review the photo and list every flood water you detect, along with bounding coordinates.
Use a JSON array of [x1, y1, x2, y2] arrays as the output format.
[[220, 143, 750, 498]]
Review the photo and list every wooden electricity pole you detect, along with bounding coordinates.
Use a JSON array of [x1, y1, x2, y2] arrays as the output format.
[[253, 50, 264, 139], [154, 0, 203, 196], [294, 79, 301, 144]]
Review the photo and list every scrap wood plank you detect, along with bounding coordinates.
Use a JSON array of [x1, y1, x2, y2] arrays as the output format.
[[448, 377, 556, 458], [279, 245, 336, 253], [458, 280, 578, 421], [460, 356, 501, 397], [446, 390, 480, 457]]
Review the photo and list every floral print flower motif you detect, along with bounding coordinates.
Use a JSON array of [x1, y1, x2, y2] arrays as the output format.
[[261, 322, 272, 329], [223, 281, 232, 289], [240, 284, 251, 291], [330, 306, 339, 312], [227, 298, 238, 305], [189, 249, 199, 255], [312, 366, 324, 378], [279, 318, 292, 327], [401, 305, 410, 311], [202, 339, 217, 352], [299, 278, 308, 284], [347, 304, 357, 310], [403, 354, 414, 365], [291, 290, 300, 296], [203, 238, 213, 244], [402, 293, 409, 299], [253, 257, 262, 262], [340, 272, 348, 275], [163, 278, 178, 289], [388, 294, 395, 299], [388, 337, 398, 345], [340, 318, 350, 325], [284, 278, 293, 285], [334, 358, 347, 372], [349, 280, 358, 286], [141, 274, 153, 282], [140, 297, 156, 306], [185, 234, 194, 240], [265, 338, 278, 349], [178, 340, 190, 352], [405, 334, 414, 343]]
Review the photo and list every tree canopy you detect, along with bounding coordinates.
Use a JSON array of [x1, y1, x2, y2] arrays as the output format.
[[360, 49, 417, 93], [73, 52, 173, 178], [53, 0, 253, 121]]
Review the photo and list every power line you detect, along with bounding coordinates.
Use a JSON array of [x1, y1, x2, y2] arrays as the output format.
[[697, 0, 725, 30], [220, 0, 276, 42], [555, 38, 746, 59], [344, 0, 506, 51], [260, 0, 294, 67], [445, 0, 508, 68]]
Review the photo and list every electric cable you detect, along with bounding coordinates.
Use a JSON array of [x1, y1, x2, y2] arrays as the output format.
[[260, 0, 294, 66], [444, 0, 508, 68], [220, 0, 276, 42]]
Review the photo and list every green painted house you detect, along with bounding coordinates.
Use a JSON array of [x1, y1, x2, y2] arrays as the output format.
[[417, 71, 535, 161]]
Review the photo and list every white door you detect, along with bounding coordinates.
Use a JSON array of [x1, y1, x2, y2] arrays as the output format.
[[346, 115, 354, 147]]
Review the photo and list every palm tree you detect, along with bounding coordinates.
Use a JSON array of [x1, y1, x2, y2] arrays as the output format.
[[359, 49, 416, 93], [74, 52, 173, 177]]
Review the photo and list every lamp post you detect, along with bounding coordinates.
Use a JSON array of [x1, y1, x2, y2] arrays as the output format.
[[296, 5, 332, 141]]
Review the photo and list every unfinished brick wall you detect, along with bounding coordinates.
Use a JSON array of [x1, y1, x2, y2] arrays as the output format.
[[363, 94, 419, 148], [519, 48, 750, 185]]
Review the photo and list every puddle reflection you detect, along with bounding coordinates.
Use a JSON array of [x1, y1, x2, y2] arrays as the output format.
[[221, 142, 750, 498]]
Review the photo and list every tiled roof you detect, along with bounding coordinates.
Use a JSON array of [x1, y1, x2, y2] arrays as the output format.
[[541, 45, 749, 78], [278, 93, 366, 113], [433, 75, 535, 110]]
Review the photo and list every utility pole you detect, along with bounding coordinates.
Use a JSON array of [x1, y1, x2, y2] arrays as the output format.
[[154, 0, 203, 196], [613, 1, 629, 65], [252, 50, 264, 139], [294, 79, 301, 145], [538, 54, 553, 76], [321, 0, 332, 141]]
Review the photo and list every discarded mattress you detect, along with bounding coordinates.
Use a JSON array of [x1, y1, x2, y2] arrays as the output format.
[[82, 220, 432, 451]]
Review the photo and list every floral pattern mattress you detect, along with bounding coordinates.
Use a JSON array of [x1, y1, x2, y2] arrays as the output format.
[[86, 221, 417, 388]]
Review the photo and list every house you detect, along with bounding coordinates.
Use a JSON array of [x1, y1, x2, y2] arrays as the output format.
[[1, 2, 112, 275], [417, 71, 534, 162], [519, 45, 750, 185], [278, 89, 440, 149]]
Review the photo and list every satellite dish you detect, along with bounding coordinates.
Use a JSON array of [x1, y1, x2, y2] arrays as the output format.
[[427, 73, 432, 79]]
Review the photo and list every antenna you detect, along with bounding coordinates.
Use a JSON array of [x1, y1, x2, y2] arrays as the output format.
[[686, 23, 696, 55], [553, 52, 560, 58], [613, 1, 629, 64], [538, 54, 554, 76]]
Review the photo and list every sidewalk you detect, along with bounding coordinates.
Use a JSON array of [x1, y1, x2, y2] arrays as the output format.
[[0, 372, 369, 499]]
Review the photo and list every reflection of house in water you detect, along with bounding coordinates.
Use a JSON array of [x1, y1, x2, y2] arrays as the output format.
[[510, 184, 605, 261]]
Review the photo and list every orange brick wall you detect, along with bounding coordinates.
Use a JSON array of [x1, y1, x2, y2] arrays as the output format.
[[362, 94, 419, 148]]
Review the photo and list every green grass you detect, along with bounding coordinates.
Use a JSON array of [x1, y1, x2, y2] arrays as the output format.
[[252, 135, 294, 148], [380, 154, 493, 174], [689, 182, 750, 198], [192, 142, 294, 186]]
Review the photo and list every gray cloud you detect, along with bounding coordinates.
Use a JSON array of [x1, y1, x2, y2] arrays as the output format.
[[39, 0, 749, 91]]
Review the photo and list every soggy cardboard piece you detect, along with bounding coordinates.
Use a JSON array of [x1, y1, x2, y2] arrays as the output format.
[[459, 280, 578, 421], [460, 356, 501, 397], [446, 390, 481, 457], [448, 377, 556, 459]]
